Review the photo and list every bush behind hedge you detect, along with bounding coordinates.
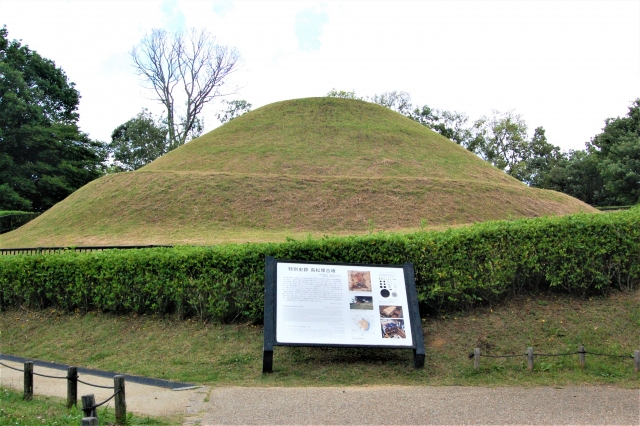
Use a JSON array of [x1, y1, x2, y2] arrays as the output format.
[[1, 209, 639, 322]]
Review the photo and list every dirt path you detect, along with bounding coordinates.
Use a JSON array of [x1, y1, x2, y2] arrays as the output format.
[[2, 359, 638, 425], [196, 386, 639, 425], [0, 358, 205, 421]]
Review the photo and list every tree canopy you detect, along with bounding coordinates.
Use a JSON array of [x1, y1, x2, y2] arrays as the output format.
[[0, 27, 106, 212], [109, 109, 169, 171]]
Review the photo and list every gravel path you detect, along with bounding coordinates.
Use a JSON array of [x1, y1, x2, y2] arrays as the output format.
[[197, 385, 640, 425], [2, 359, 638, 425]]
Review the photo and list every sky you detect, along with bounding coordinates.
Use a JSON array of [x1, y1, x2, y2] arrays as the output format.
[[2, 0, 639, 151]]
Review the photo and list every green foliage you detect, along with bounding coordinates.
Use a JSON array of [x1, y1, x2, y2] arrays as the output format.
[[588, 98, 640, 206], [1, 210, 638, 323], [325, 88, 363, 100], [216, 99, 252, 124], [110, 109, 169, 171], [0, 26, 107, 212]]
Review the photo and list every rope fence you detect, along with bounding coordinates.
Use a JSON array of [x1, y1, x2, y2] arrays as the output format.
[[470, 346, 640, 372], [77, 378, 116, 389], [0, 360, 127, 424]]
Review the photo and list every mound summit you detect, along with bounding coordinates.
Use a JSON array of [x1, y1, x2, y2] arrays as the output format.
[[1, 97, 596, 247]]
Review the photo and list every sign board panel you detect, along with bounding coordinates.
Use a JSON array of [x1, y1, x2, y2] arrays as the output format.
[[263, 257, 425, 372], [276, 262, 414, 346]]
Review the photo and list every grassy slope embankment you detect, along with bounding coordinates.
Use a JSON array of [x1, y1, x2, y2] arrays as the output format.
[[0, 98, 596, 248], [1, 173, 592, 247], [1, 289, 637, 388]]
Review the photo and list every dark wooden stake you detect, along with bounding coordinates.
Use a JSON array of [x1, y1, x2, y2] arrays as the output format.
[[578, 346, 586, 369], [23, 361, 33, 400], [527, 347, 534, 371], [474, 348, 481, 370], [67, 366, 78, 408], [114, 375, 126, 424], [81, 394, 97, 418], [81, 418, 99, 426], [634, 350, 640, 374]]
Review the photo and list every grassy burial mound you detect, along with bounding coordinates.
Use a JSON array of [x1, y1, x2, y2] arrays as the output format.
[[1, 97, 596, 247]]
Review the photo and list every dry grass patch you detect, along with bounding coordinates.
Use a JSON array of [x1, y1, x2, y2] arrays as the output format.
[[1, 290, 637, 388]]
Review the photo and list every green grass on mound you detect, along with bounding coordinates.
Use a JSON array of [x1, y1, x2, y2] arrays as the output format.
[[1, 290, 637, 388], [0, 97, 597, 248], [1, 172, 594, 247]]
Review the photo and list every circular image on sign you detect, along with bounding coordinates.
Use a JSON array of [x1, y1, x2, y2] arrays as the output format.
[[380, 289, 390, 298]]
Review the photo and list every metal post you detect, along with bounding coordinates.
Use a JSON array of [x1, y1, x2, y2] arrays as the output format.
[[23, 361, 33, 400], [67, 366, 78, 408], [527, 347, 534, 371], [578, 346, 586, 369], [81, 394, 97, 418], [474, 348, 481, 370], [81, 418, 99, 426], [114, 375, 126, 424], [634, 350, 640, 374]]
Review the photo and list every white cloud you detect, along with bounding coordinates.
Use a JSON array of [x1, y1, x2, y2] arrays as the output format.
[[294, 5, 329, 52], [0, 0, 638, 150]]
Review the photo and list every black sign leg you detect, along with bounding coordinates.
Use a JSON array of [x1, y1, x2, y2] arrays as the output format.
[[413, 349, 425, 369], [263, 256, 277, 374], [263, 350, 273, 373]]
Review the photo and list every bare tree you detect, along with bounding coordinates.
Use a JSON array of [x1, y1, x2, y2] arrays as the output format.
[[131, 28, 240, 149]]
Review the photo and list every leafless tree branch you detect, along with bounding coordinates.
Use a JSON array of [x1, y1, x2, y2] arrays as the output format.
[[131, 28, 240, 149]]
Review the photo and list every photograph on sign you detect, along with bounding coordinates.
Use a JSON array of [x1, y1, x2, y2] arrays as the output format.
[[276, 263, 413, 346]]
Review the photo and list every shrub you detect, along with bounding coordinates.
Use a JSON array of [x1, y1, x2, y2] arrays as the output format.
[[1, 210, 639, 322]]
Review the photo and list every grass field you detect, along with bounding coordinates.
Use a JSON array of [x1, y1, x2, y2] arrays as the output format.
[[0, 97, 596, 248], [2, 289, 637, 389], [0, 387, 171, 425]]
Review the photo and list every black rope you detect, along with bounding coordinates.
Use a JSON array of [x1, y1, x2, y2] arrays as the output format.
[[84, 388, 121, 411], [77, 378, 114, 389], [32, 371, 68, 379], [469, 350, 634, 360], [482, 354, 526, 358], [584, 351, 634, 359], [0, 361, 23, 372], [533, 352, 582, 357]]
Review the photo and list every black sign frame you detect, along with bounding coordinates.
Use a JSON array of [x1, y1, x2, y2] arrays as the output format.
[[262, 256, 425, 373]]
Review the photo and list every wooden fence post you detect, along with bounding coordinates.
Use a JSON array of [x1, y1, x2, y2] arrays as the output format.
[[527, 347, 534, 371], [578, 345, 586, 368], [81, 394, 97, 418], [474, 348, 480, 370], [81, 418, 99, 426], [23, 361, 33, 400], [114, 375, 126, 424], [67, 366, 78, 408], [634, 350, 640, 374]]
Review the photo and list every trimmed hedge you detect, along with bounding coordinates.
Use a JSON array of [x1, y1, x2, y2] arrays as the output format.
[[1, 209, 639, 322]]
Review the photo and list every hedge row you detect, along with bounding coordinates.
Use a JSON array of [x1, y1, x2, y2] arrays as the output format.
[[1, 209, 639, 322]]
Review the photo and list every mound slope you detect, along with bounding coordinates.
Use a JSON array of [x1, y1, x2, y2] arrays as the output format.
[[1, 98, 597, 247]]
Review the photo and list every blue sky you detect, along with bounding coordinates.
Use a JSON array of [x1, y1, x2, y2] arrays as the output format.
[[1, 0, 639, 151]]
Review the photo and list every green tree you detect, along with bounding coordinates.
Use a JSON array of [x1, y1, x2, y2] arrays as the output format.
[[109, 109, 168, 171], [587, 99, 640, 205], [409, 105, 473, 147], [0, 26, 106, 212], [536, 149, 608, 206], [370, 91, 413, 115], [515, 127, 565, 187], [471, 110, 530, 177], [325, 88, 363, 100], [216, 99, 252, 124]]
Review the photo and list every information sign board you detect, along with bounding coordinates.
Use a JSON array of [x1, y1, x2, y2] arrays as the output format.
[[263, 256, 425, 372]]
